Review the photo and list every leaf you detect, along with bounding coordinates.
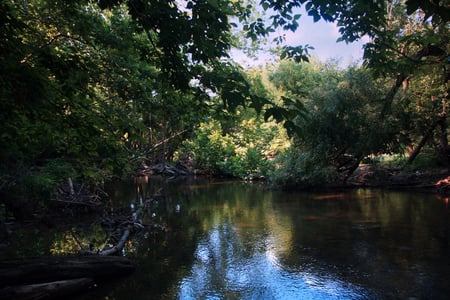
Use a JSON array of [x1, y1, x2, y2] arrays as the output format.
[[222, 90, 245, 111], [264, 107, 284, 123], [405, 0, 420, 15], [313, 13, 320, 23], [283, 120, 300, 137]]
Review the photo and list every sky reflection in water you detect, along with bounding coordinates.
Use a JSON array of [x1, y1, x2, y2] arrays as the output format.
[[178, 222, 368, 300]]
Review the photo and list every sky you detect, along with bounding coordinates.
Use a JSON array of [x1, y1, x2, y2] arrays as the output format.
[[231, 7, 368, 68]]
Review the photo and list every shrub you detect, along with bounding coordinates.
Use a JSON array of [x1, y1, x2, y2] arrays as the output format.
[[269, 147, 338, 188]]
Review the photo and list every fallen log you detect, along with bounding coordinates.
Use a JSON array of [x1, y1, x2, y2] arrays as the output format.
[[97, 227, 131, 256], [0, 278, 94, 300], [0, 255, 135, 287]]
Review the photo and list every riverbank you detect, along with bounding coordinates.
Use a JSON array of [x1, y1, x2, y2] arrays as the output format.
[[137, 162, 450, 194], [347, 164, 450, 193], [1, 162, 449, 236]]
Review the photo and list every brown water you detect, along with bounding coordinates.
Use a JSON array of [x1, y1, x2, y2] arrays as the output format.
[[4, 177, 450, 299]]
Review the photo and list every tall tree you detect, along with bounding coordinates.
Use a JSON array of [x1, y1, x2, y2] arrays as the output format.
[[254, 0, 448, 168], [0, 0, 262, 215], [268, 61, 401, 183]]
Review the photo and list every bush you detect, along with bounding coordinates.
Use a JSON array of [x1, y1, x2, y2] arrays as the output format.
[[181, 120, 236, 174], [269, 147, 338, 188], [222, 147, 270, 179], [179, 120, 271, 179], [24, 158, 76, 201]]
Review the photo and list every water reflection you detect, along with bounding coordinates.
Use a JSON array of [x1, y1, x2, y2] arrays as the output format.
[[4, 178, 449, 299], [179, 221, 368, 300], [165, 182, 449, 300]]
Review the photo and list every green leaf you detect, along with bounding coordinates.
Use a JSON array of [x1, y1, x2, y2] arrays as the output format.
[[305, 2, 313, 12], [264, 107, 284, 123], [313, 13, 320, 23], [283, 120, 299, 137]]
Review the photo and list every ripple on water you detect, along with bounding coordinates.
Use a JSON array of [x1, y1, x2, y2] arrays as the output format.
[[180, 234, 370, 300]]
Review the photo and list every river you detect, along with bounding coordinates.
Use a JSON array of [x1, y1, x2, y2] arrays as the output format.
[[4, 177, 450, 299]]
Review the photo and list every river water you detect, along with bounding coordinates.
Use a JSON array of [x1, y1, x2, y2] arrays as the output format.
[[5, 177, 450, 299]]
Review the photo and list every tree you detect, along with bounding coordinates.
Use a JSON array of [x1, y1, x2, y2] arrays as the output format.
[[253, 0, 448, 171], [0, 0, 270, 217], [363, 1, 449, 167], [178, 66, 285, 179], [0, 1, 146, 216], [268, 60, 402, 185]]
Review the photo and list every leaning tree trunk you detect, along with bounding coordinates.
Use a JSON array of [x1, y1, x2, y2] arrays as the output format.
[[342, 154, 365, 183], [403, 118, 442, 168], [437, 114, 450, 168]]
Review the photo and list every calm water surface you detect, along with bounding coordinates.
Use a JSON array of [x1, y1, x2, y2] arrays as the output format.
[[92, 178, 449, 300], [5, 178, 450, 299]]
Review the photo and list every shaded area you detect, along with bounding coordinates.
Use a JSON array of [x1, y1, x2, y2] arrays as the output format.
[[1, 180, 450, 299], [0, 255, 135, 300]]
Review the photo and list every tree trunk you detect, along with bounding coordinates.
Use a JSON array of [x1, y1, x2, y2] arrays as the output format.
[[438, 115, 449, 168], [67, 177, 75, 196], [97, 228, 131, 256], [0, 278, 94, 300], [403, 118, 441, 168], [380, 73, 408, 119], [343, 154, 364, 183], [0, 255, 135, 288]]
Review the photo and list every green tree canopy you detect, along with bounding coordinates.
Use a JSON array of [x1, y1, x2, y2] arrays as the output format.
[[1, 0, 449, 211]]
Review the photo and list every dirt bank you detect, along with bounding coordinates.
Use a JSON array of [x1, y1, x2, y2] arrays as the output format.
[[347, 164, 450, 193]]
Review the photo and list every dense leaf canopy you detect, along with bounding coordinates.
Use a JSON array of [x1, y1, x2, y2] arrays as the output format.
[[0, 0, 449, 212]]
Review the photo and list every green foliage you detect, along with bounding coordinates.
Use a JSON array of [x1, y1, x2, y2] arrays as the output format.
[[269, 147, 338, 188], [402, 152, 443, 172], [181, 120, 236, 174], [265, 60, 409, 186], [179, 109, 280, 179], [366, 152, 443, 172], [1, 0, 448, 208], [1, 0, 254, 205], [7, 158, 76, 204]]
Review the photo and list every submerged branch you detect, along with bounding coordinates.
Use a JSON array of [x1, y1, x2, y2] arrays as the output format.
[[80, 189, 165, 256], [97, 228, 131, 256]]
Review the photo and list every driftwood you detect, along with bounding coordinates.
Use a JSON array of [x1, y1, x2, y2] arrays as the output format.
[[0, 255, 135, 300], [80, 188, 164, 256], [54, 179, 106, 207], [94, 227, 131, 256], [0, 278, 94, 300], [0, 255, 135, 286], [137, 162, 191, 177], [0, 183, 164, 299]]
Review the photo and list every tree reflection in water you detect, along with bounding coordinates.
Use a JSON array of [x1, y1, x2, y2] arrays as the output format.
[[3, 179, 449, 299]]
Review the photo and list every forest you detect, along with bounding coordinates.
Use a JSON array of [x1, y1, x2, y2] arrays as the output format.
[[0, 0, 449, 220]]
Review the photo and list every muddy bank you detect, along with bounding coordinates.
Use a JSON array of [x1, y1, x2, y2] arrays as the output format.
[[347, 165, 450, 193]]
